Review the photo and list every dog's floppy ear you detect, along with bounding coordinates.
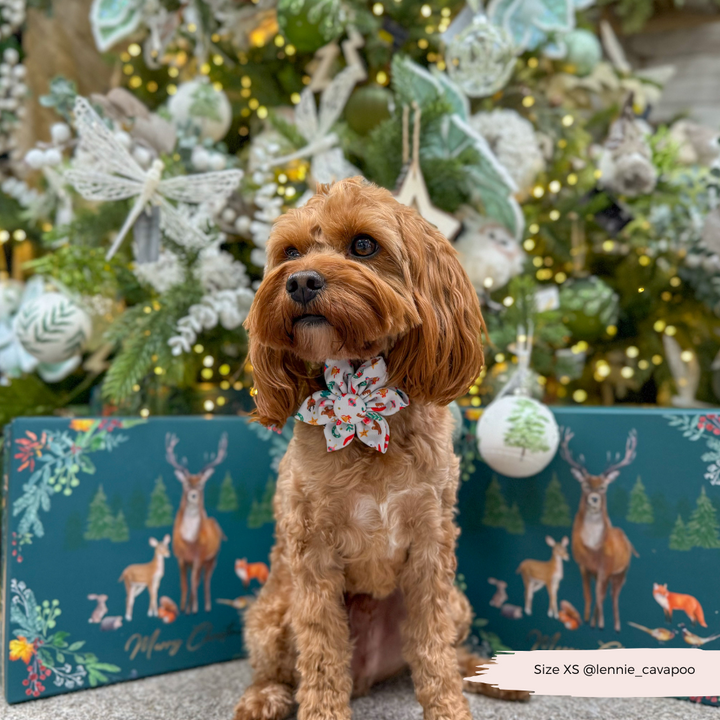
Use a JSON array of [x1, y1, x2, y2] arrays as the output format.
[[245, 342, 311, 429], [387, 204, 485, 405]]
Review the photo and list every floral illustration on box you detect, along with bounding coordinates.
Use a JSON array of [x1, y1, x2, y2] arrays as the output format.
[[11, 419, 146, 546], [9, 579, 120, 698], [665, 413, 720, 485]]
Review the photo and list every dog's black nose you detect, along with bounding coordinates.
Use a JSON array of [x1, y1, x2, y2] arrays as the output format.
[[286, 270, 325, 305]]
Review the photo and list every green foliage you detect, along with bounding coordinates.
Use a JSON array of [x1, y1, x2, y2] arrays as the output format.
[[146, 476, 174, 527], [626, 476, 654, 524], [687, 487, 720, 549], [504, 502, 525, 535], [217, 471, 239, 512], [247, 477, 275, 528], [102, 283, 202, 404], [482, 476, 508, 527], [669, 514, 692, 551], [39, 75, 77, 122], [541, 474, 572, 527], [110, 510, 129, 542], [84, 485, 115, 540], [0, 375, 61, 427]]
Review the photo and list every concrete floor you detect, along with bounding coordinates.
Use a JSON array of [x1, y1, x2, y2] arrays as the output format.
[[1, 659, 717, 720]]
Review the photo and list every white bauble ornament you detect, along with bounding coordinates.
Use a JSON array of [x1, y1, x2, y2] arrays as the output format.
[[446, 15, 516, 98], [476, 395, 559, 478], [50, 122, 71, 145], [168, 80, 232, 142], [14, 293, 92, 363], [24, 147, 45, 169]]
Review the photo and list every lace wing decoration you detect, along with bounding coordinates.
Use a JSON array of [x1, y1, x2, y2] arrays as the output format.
[[264, 33, 367, 184], [65, 96, 243, 260]]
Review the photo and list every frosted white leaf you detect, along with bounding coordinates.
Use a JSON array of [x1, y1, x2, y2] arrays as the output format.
[[317, 66, 364, 138], [294, 88, 318, 143], [311, 147, 359, 185]]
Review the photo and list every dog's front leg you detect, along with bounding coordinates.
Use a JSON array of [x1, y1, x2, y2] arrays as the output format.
[[291, 540, 353, 720], [399, 525, 472, 720]]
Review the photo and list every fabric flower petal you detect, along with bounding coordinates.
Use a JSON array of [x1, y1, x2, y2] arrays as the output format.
[[295, 390, 327, 425], [366, 387, 409, 416], [324, 360, 353, 395], [324, 421, 355, 452], [351, 356, 388, 396], [356, 413, 390, 453]]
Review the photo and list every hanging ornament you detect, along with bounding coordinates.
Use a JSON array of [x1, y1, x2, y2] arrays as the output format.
[[662, 335, 712, 409], [277, 0, 345, 54], [167, 79, 232, 142], [65, 97, 242, 260], [395, 104, 461, 240], [487, 0, 574, 53], [14, 291, 92, 364], [598, 93, 658, 198], [453, 205, 525, 293], [559, 275, 619, 342], [563, 28, 601, 77], [476, 326, 560, 478], [344, 84, 393, 136], [445, 9, 516, 98]]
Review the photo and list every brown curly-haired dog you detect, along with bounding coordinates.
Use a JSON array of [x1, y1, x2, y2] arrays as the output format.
[[235, 177, 528, 720]]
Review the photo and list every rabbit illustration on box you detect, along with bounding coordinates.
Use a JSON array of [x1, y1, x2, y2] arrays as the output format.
[[87, 594, 108, 623]]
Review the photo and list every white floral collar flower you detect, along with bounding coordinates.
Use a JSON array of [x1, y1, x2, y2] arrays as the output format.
[[295, 357, 409, 453]]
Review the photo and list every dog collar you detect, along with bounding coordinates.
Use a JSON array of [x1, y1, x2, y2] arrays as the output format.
[[295, 357, 409, 453]]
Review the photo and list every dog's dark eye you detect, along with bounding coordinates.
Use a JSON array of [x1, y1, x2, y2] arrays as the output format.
[[350, 235, 378, 258], [284, 247, 302, 259]]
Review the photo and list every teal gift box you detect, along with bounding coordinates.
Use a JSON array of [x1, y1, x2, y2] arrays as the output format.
[[1, 417, 286, 704], [4, 408, 720, 705], [456, 407, 720, 665]]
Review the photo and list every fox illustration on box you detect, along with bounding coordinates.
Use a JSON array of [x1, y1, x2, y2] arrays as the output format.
[[653, 583, 707, 627]]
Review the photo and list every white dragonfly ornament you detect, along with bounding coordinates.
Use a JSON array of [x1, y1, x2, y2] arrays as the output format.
[[65, 96, 243, 261]]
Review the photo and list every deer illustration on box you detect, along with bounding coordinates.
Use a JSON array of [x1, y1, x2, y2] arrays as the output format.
[[560, 428, 639, 632], [119, 535, 171, 621], [517, 536, 569, 618], [165, 433, 227, 614]]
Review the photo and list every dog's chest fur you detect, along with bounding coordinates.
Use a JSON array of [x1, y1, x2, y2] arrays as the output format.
[[282, 403, 456, 598]]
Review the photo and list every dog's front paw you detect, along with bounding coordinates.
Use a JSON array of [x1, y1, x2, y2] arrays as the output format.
[[234, 682, 294, 720], [463, 681, 531, 702]]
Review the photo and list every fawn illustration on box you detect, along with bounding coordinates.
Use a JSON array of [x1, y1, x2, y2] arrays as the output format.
[[457, 407, 720, 667], [2, 418, 276, 703]]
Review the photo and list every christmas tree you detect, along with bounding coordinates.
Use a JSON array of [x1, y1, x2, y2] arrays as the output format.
[[0, 1, 717, 422], [503, 399, 551, 457], [626, 476, 654, 524], [110, 510, 130, 543], [687, 487, 720, 549], [669, 515, 693, 552], [504, 502, 525, 535], [84, 484, 115, 541], [217, 471, 239, 512], [540, 473, 572, 527], [482, 476, 509, 528], [247, 478, 276, 529], [146, 476, 174, 528]]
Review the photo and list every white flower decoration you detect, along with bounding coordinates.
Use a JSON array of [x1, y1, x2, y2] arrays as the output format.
[[295, 357, 409, 454]]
